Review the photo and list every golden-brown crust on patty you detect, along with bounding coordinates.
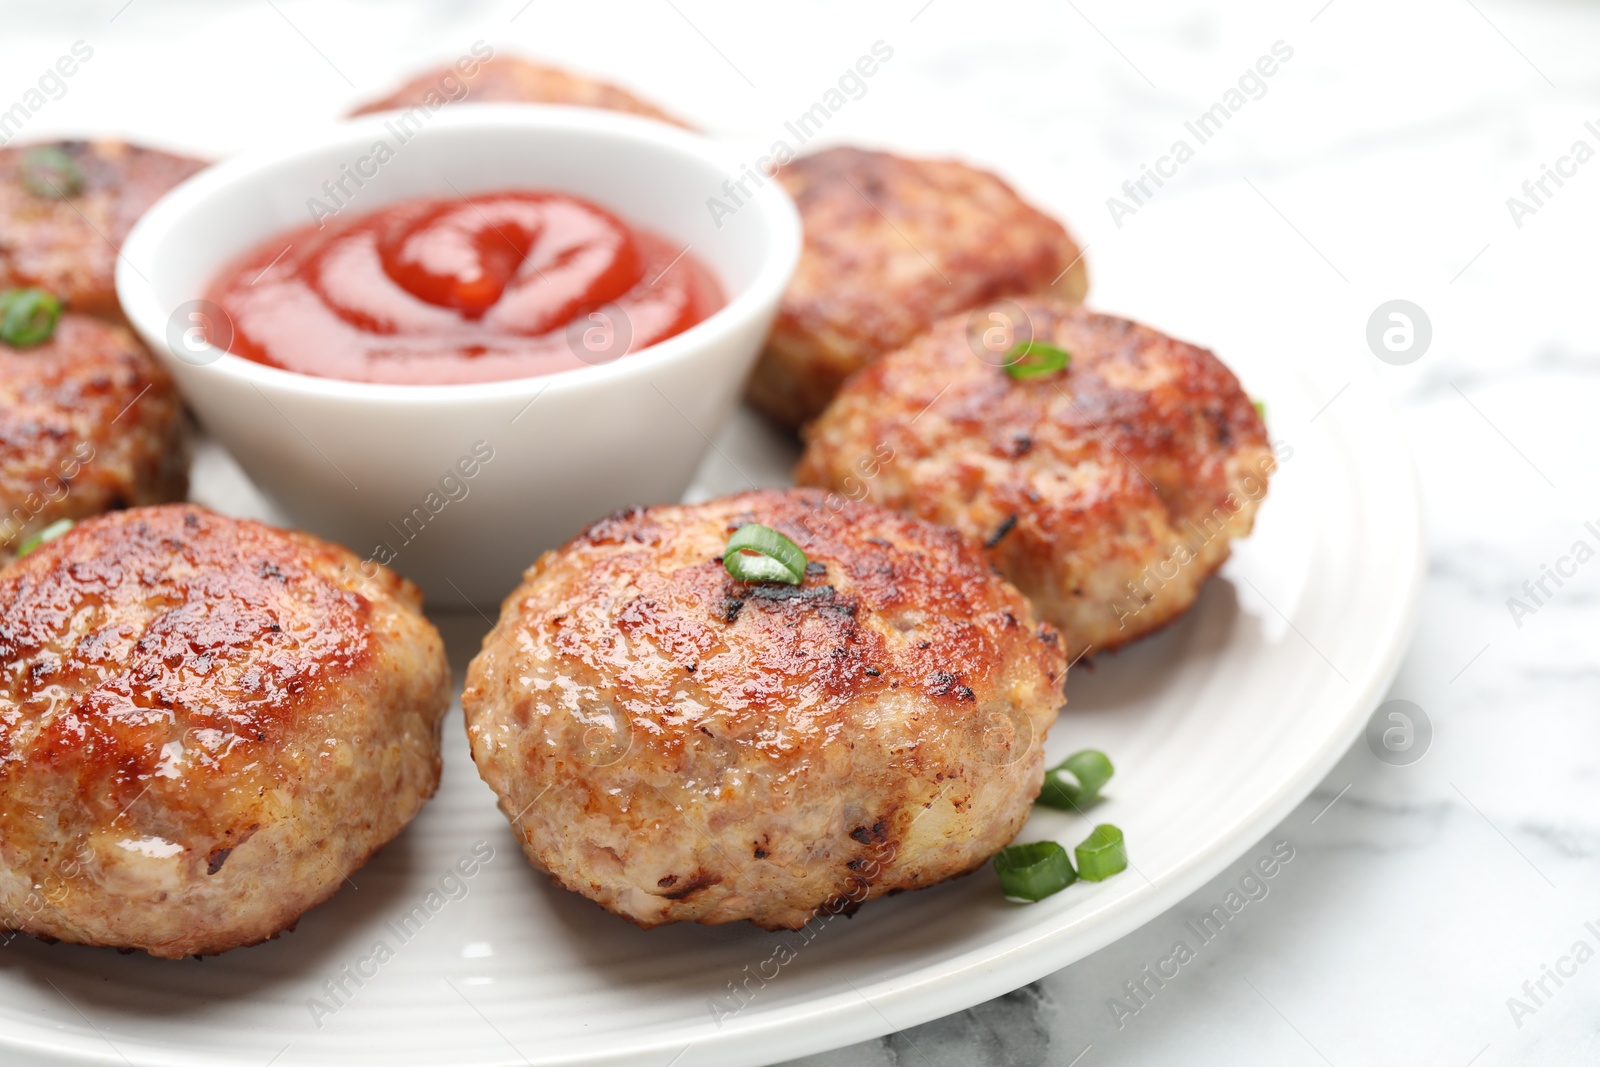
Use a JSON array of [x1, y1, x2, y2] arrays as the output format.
[[796, 299, 1275, 661], [349, 56, 691, 127], [0, 141, 206, 318], [747, 147, 1088, 429], [462, 488, 1066, 929], [0, 505, 450, 957], [0, 315, 187, 555]]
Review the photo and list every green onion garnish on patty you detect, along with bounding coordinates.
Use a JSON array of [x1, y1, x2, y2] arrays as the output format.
[[0, 288, 62, 348], [15, 518, 74, 559], [1004, 340, 1071, 380], [19, 146, 84, 198], [723, 523, 807, 585]]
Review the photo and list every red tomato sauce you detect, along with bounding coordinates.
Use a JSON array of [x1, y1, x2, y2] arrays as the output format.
[[205, 191, 724, 385]]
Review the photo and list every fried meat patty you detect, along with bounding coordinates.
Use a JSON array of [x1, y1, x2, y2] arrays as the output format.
[[796, 300, 1275, 661], [0, 505, 450, 957], [462, 489, 1066, 929], [349, 56, 690, 127], [0, 315, 187, 556], [0, 140, 206, 318], [747, 147, 1088, 429]]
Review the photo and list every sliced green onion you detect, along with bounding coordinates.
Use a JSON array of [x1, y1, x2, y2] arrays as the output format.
[[1252, 398, 1267, 420], [994, 841, 1076, 901], [1036, 748, 1114, 811], [15, 518, 74, 558], [723, 523, 806, 585], [0, 288, 62, 348], [1075, 824, 1128, 882], [19, 146, 84, 198], [1004, 341, 1072, 380]]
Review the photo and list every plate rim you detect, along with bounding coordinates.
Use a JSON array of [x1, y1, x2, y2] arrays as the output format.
[[0, 370, 1427, 1067], [546, 368, 1429, 1067]]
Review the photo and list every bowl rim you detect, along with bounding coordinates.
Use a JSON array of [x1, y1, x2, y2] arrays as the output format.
[[116, 103, 802, 406]]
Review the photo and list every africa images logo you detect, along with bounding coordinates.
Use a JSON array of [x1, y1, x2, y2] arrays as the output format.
[[1106, 40, 1294, 227]]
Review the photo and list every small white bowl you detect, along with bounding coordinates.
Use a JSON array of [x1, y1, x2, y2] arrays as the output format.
[[118, 105, 800, 607]]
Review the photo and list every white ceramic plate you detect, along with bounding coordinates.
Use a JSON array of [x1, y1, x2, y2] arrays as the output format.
[[0, 184, 1424, 1066]]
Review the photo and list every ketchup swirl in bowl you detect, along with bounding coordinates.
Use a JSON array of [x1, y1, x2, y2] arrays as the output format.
[[205, 190, 724, 385]]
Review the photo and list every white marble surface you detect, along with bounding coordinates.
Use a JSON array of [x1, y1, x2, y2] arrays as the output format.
[[4, 1, 1597, 1064]]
